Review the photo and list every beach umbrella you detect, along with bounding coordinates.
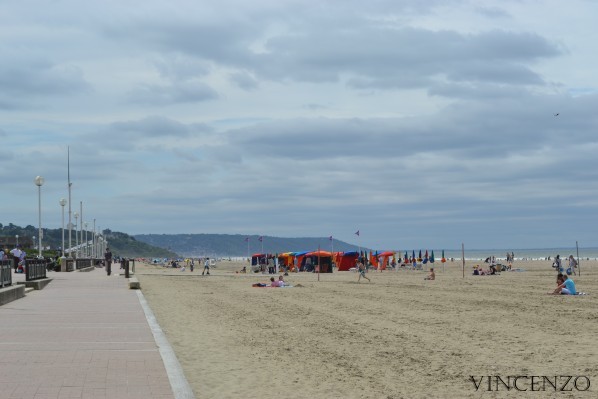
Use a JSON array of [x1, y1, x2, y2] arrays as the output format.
[[412, 250, 415, 261], [441, 249, 446, 273], [430, 250, 435, 263], [404, 252, 408, 263], [418, 250, 422, 262], [423, 250, 429, 264]]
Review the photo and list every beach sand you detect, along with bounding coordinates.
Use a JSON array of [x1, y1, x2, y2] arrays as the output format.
[[135, 259, 598, 399]]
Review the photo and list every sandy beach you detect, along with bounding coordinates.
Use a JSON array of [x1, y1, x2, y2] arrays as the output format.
[[135, 259, 598, 399]]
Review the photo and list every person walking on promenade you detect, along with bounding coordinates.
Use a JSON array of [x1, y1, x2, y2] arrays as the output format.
[[202, 257, 210, 275], [104, 247, 113, 276]]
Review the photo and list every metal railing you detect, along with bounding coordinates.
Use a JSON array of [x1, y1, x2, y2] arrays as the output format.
[[1, 259, 12, 288], [65, 259, 75, 272], [75, 259, 93, 270], [25, 258, 47, 282]]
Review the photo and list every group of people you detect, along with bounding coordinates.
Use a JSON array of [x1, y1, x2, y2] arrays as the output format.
[[1, 245, 26, 273], [552, 254, 578, 276], [473, 264, 498, 275], [253, 275, 290, 287], [162, 257, 212, 275]]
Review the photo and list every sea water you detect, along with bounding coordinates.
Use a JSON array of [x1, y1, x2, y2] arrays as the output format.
[[436, 247, 598, 261]]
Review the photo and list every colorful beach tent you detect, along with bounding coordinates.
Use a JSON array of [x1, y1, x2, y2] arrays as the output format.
[[377, 251, 395, 270], [337, 251, 359, 271], [251, 253, 267, 266], [302, 250, 333, 273]]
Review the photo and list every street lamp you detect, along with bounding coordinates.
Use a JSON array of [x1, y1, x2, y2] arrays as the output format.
[[73, 211, 79, 258], [84, 222, 88, 258], [34, 176, 44, 258], [59, 198, 67, 257]]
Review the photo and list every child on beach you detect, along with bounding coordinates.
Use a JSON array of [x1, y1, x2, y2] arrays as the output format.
[[278, 275, 286, 287], [424, 268, 435, 280], [202, 258, 210, 275], [357, 260, 370, 283]]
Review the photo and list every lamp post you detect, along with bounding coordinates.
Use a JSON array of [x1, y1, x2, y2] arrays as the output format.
[[59, 198, 67, 257], [84, 222, 88, 258], [34, 176, 44, 258], [92, 218, 96, 259], [73, 211, 79, 258], [79, 201, 83, 259]]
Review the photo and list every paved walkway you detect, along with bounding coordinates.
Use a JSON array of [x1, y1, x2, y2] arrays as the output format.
[[0, 268, 178, 399]]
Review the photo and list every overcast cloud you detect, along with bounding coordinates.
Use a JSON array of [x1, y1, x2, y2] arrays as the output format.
[[2, 0, 598, 250]]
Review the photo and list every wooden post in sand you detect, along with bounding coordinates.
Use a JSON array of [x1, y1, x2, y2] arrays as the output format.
[[461, 243, 465, 279], [317, 245, 321, 282]]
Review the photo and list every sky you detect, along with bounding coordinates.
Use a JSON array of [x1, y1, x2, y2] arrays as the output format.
[[2, 0, 598, 250]]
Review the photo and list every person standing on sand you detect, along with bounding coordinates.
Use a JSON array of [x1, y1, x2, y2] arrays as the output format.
[[202, 257, 210, 275], [568, 255, 578, 276], [357, 260, 370, 283], [104, 247, 113, 276]]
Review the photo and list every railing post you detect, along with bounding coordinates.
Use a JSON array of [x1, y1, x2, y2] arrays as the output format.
[[124, 259, 130, 278]]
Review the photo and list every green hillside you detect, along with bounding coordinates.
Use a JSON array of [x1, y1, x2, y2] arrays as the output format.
[[0, 223, 177, 259], [134, 233, 365, 257]]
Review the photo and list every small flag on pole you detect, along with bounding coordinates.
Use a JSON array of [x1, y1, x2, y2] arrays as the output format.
[[329, 236, 333, 241], [244, 237, 249, 242], [258, 236, 263, 242], [355, 230, 360, 236]]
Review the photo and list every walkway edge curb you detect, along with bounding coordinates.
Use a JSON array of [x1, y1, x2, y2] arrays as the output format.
[[136, 289, 196, 399]]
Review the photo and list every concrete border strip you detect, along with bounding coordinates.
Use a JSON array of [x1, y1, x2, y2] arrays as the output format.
[[136, 290, 196, 399]]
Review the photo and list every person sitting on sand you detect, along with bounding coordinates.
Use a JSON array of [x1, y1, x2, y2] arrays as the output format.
[[424, 268, 435, 280], [553, 274, 577, 295], [239, 266, 247, 273], [473, 265, 480, 275], [270, 277, 282, 287], [555, 273, 564, 290], [278, 275, 286, 287], [357, 260, 370, 283]]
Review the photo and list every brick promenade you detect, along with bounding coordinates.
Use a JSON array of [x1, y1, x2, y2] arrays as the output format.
[[0, 268, 176, 399]]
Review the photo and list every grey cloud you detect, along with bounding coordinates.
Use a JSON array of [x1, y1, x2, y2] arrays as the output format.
[[229, 71, 259, 91], [152, 55, 210, 81], [259, 28, 559, 90], [475, 6, 511, 19], [127, 81, 218, 105], [106, 116, 191, 139], [0, 60, 90, 96], [104, 7, 561, 95]]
